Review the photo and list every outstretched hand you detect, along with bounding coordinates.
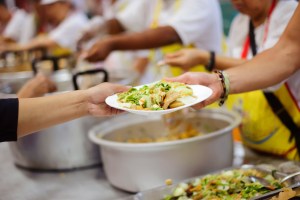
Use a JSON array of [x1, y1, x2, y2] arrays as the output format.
[[17, 73, 57, 98], [81, 38, 114, 62], [164, 49, 209, 71], [164, 72, 223, 109], [86, 82, 131, 116]]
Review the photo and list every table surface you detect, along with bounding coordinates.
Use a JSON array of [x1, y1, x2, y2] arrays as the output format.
[[0, 141, 289, 200]]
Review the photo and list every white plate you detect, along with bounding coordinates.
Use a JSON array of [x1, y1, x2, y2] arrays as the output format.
[[105, 83, 213, 116]]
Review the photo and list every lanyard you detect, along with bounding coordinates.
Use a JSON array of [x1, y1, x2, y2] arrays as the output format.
[[241, 0, 277, 58], [150, 0, 182, 29]]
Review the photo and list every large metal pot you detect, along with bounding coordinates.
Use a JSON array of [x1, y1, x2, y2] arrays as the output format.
[[10, 66, 108, 170], [5, 55, 108, 170], [89, 109, 241, 192], [9, 66, 109, 170], [2, 55, 138, 170], [0, 54, 75, 94]]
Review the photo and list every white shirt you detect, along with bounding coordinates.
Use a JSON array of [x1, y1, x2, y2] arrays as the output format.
[[227, 0, 300, 107], [83, 0, 132, 38], [116, 0, 222, 52], [78, 0, 140, 81], [3, 9, 35, 44], [117, 0, 223, 84], [49, 11, 88, 52]]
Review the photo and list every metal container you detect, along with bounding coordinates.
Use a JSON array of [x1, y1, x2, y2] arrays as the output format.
[[0, 71, 34, 94], [117, 165, 296, 200], [89, 109, 241, 192], [2, 55, 137, 170], [0, 54, 74, 94], [9, 67, 109, 170]]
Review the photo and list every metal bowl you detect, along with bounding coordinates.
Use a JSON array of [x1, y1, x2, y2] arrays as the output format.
[[89, 109, 241, 192]]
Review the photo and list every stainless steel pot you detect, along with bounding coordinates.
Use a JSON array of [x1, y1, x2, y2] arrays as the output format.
[[2, 55, 138, 170], [6, 55, 111, 170], [89, 109, 241, 192], [9, 66, 109, 170], [0, 54, 75, 94]]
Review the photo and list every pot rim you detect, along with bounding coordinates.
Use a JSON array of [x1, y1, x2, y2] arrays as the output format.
[[88, 108, 241, 149]]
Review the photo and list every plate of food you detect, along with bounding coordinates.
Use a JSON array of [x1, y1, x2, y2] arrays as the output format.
[[105, 80, 213, 115]]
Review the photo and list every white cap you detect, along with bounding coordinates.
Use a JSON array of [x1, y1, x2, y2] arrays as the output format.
[[41, 0, 71, 5]]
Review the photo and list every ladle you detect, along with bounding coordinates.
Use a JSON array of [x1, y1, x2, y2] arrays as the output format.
[[249, 171, 300, 190]]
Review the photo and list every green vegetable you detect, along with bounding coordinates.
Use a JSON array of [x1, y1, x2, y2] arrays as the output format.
[[163, 169, 284, 200], [117, 81, 193, 110]]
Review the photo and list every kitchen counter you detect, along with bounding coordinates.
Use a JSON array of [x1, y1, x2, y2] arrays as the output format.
[[0, 142, 132, 200], [0, 141, 289, 200]]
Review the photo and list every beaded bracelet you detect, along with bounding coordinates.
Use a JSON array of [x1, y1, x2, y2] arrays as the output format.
[[205, 51, 215, 72], [213, 70, 230, 106]]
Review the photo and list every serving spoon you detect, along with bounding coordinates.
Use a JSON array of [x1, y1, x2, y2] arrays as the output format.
[[249, 171, 300, 190]]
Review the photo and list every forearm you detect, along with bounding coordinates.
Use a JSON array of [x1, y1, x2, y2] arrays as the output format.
[[226, 41, 299, 94], [226, 5, 300, 94], [22, 38, 58, 51], [18, 90, 89, 137], [215, 56, 246, 70], [110, 26, 182, 50], [106, 18, 126, 35]]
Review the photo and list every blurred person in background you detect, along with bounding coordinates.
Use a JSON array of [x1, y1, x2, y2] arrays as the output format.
[[16, 73, 56, 98], [0, 0, 35, 44], [81, 0, 222, 84], [165, 0, 300, 160], [78, 0, 130, 49], [0, 73, 56, 99], [77, 0, 145, 84], [1, 0, 88, 55]]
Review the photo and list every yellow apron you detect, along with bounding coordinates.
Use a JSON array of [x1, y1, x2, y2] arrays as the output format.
[[148, 0, 207, 77], [226, 83, 300, 160], [227, 0, 300, 160]]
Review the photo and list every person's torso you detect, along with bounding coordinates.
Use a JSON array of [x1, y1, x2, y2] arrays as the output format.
[[226, 0, 300, 160]]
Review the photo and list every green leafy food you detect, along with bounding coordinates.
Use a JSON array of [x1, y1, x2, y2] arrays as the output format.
[[117, 81, 193, 110], [163, 169, 284, 200]]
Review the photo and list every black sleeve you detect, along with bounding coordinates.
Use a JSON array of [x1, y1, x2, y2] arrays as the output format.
[[0, 98, 19, 142]]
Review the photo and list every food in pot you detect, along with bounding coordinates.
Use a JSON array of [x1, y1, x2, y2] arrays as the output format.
[[117, 81, 194, 110], [125, 122, 201, 143], [165, 179, 173, 186], [163, 169, 284, 200]]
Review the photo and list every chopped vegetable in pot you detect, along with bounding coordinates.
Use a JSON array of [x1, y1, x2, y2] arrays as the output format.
[[163, 169, 284, 200], [117, 81, 194, 110]]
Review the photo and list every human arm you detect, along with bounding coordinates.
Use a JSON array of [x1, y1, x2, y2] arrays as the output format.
[[77, 18, 126, 50], [163, 49, 246, 71], [165, 5, 300, 108], [83, 26, 181, 62], [17, 74, 57, 98], [18, 83, 129, 138], [0, 36, 59, 53]]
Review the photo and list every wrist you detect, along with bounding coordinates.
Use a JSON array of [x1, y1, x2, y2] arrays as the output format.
[[213, 70, 230, 106], [105, 37, 117, 51], [76, 90, 90, 117], [205, 51, 216, 72], [199, 51, 210, 66]]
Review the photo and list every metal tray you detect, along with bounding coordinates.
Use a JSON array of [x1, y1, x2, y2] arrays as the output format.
[[252, 182, 300, 200], [118, 165, 297, 200]]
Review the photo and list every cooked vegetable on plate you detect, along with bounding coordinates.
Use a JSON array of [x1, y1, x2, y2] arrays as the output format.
[[164, 169, 284, 200], [117, 81, 195, 110]]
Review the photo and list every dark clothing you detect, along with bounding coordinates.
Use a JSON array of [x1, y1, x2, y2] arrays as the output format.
[[0, 99, 18, 142]]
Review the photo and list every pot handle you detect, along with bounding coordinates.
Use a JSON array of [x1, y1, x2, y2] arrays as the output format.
[[31, 54, 72, 75], [72, 68, 109, 90]]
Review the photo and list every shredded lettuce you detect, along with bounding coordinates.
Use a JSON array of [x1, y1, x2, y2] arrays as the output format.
[[117, 81, 193, 110], [163, 169, 284, 200]]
